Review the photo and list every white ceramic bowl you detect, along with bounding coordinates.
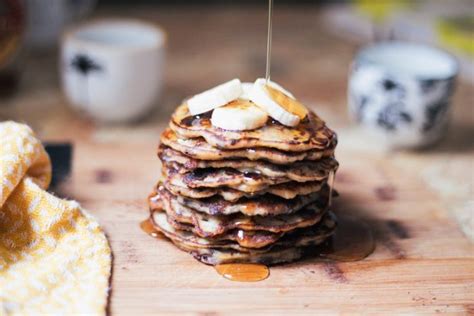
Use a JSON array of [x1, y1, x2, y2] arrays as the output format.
[[61, 19, 166, 123], [348, 41, 458, 149]]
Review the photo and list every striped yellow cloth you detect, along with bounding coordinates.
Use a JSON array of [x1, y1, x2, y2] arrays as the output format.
[[0, 122, 111, 315]]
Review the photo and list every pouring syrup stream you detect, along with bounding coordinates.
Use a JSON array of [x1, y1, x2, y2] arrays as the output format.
[[265, 0, 273, 83]]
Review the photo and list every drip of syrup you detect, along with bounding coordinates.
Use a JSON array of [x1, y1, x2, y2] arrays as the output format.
[[265, 0, 273, 83], [140, 218, 163, 239], [327, 170, 335, 207], [215, 263, 270, 282], [318, 215, 375, 262]]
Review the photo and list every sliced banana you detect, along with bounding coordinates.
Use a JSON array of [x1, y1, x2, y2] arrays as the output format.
[[211, 99, 268, 131], [240, 82, 254, 100], [187, 78, 243, 115], [241, 81, 293, 100], [264, 84, 308, 120], [249, 78, 307, 127], [262, 79, 295, 99]]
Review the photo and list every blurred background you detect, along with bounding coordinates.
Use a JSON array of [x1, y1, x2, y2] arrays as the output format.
[[0, 1, 472, 237], [1, 0, 472, 125]]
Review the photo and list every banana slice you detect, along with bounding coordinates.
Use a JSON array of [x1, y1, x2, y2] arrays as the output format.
[[263, 79, 295, 99], [211, 99, 268, 131], [187, 78, 243, 115], [249, 78, 308, 127], [240, 82, 254, 100], [264, 84, 308, 120], [241, 81, 292, 100]]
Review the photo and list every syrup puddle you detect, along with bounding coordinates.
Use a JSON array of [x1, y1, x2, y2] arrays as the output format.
[[140, 218, 163, 239], [215, 263, 270, 282]]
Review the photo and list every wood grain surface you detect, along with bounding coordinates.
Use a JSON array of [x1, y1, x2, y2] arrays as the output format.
[[1, 6, 473, 315]]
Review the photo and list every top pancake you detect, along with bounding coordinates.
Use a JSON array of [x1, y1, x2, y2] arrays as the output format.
[[170, 103, 337, 152]]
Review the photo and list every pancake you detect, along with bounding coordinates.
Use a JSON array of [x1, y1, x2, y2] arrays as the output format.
[[152, 210, 336, 265], [154, 187, 327, 237], [162, 162, 290, 192], [164, 178, 325, 201], [161, 128, 334, 165], [158, 211, 285, 249], [152, 209, 336, 253], [170, 103, 337, 151], [148, 190, 164, 210], [173, 186, 329, 216], [178, 242, 307, 265], [159, 145, 339, 183]]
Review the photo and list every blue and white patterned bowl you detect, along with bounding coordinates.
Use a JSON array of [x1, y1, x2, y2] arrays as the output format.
[[348, 41, 458, 149]]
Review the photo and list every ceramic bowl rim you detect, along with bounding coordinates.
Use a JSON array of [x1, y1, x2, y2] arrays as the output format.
[[62, 18, 167, 54], [355, 41, 459, 81]]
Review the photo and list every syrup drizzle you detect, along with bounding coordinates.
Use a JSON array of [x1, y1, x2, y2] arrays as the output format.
[[328, 170, 335, 207], [215, 263, 270, 282], [265, 0, 273, 83]]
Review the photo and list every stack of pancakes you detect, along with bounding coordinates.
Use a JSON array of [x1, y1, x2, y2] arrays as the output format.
[[148, 103, 339, 265]]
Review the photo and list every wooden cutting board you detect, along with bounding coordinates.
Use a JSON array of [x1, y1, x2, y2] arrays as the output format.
[[59, 140, 474, 315]]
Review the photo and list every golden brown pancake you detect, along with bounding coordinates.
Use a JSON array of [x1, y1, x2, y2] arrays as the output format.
[[158, 211, 285, 249], [170, 103, 337, 151], [159, 145, 339, 183], [164, 178, 325, 201], [162, 162, 290, 192], [166, 186, 330, 216], [154, 187, 327, 238], [161, 128, 334, 164], [176, 242, 307, 265]]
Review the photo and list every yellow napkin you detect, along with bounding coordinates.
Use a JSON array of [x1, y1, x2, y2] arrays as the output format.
[[0, 122, 111, 315]]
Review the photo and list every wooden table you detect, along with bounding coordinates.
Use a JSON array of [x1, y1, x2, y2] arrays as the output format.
[[1, 6, 473, 314]]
